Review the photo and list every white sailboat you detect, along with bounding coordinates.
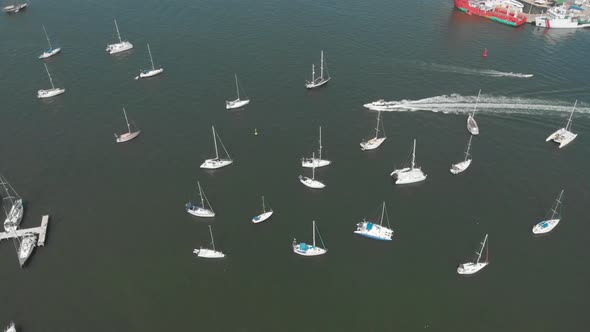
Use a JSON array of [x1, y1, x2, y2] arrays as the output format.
[[252, 196, 273, 224], [390, 139, 427, 184], [135, 43, 163, 79], [114, 108, 141, 143], [18, 233, 36, 267], [37, 63, 65, 99], [38, 25, 61, 59], [299, 152, 326, 189], [200, 126, 233, 169], [457, 234, 489, 275], [360, 111, 387, 150], [1, 175, 24, 233], [354, 202, 394, 241], [225, 74, 250, 109], [532, 190, 564, 234], [186, 181, 215, 218], [467, 90, 480, 136], [293, 220, 327, 256], [302, 126, 331, 168], [3, 1, 27, 13], [450, 136, 473, 175], [193, 225, 225, 258], [305, 50, 330, 89], [106, 19, 133, 54], [3, 321, 16, 332], [546, 101, 578, 148]]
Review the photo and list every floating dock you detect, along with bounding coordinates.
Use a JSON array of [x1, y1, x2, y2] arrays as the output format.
[[0, 214, 49, 246]]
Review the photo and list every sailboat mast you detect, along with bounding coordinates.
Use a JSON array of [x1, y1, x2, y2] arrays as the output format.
[[262, 196, 266, 213], [320, 50, 324, 79], [318, 126, 322, 160], [311, 64, 315, 82], [311, 152, 316, 180], [551, 189, 564, 220], [122, 108, 131, 133], [312, 220, 316, 247], [411, 139, 416, 169], [198, 182, 205, 209], [147, 43, 155, 70], [212, 126, 219, 160], [566, 100, 576, 131], [375, 112, 381, 139], [234, 74, 240, 100], [465, 136, 473, 161], [114, 19, 122, 43], [209, 225, 216, 251], [380, 202, 385, 226], [44, 63, 55, 89], [476, 234, 488, 264], [42, 25, 52, 49]]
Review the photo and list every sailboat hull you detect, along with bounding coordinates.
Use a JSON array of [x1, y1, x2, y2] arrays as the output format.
[[115, 130, 141, 143], [457, 262, 488, 275], [292, 243, 327, 256], [305, 77, 330, 89], [136, 68, 164, 79], [532, 218, 560, 234], [106, 41, 133, 54], [546, 128, 577, 148], [360, 137, 386, 151], [252, 211, 273, 224], [467, 115, 479, 135], [200, 159, 233, 169], [39, 47, 61, 59], [18, 234, 37, 267], [299, 175, 325, 189], [450, 159, 472, 174], [393, 168, 427, 184], [193, 248, 225, 258], [187, 205, 215, 218], [301, 158, 331, 168], [3, 199, 24, 232], [354, 222, 393, 241], [37, 88, 65, 99], [226, 99, 250, 110]]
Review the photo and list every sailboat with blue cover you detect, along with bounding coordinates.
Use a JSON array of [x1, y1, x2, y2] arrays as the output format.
[[354, 202, 393, 241], [532, 189, 564, 234], [293, 220, 327, 256]]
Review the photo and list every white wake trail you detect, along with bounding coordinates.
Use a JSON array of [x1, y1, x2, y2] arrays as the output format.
[[422, 62, 534, 78]]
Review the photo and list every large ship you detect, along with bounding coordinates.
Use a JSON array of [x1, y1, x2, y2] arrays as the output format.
[[535, 5, 590, 28], [454, 0, 527, 27]]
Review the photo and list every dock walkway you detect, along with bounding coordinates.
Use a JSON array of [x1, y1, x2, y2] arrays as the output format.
[[0, 215, 49, 246]]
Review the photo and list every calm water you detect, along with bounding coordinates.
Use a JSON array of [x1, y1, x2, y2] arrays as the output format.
[[1, 0, 589, 330]]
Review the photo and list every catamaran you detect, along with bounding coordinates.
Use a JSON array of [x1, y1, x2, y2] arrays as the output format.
[[114, 108, 141, 143], [3, 1, 27, 13], [1, 175, 24, 233], [194, 225, 225, 258], [3, 321, 16, 332], [299, 152, 326, 189], [186, 181, 215, 218], [201, 126, 233, 169], [305, 50, 330, 89], [532, 190, 564, 235], [302, 126, 331, 168], [457, 233, 489, 275], [252, 196, 273, 224], [106, 19, 133, 54], [135, 43, 163, 80], [360, 111, 386, 150], [18, 233, 36, 267], [37, 63, 65, 99], [391, 139, 427, 184], [38, 25, 61, 59], [293, 220, 327, 256], [354, 202, 393, 241], [225, 74, 250, 109], [467, 90, 481, 136], [546, 101, 578, 148], [450, 135, 473, 175]]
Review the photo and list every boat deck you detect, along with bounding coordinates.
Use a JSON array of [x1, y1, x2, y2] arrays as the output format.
[[0, 215, 49, 246]]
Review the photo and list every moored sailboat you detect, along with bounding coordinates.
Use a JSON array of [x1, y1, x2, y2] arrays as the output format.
[[252, 196, 273, 224], [354, 202, 393, 241], [201, 126, 233, 169], [135, 43, 163, 79], [293, 220, 327, 256], [457, 233, 489, 275], [3, 1, 27, 13], [532, 190, 564, 235], [305, 50, 330, 89], [18, 233, 37, 267], [450, 136, 473, 175], [1, 175, 23, 233], [225, 74, 250, 109], [114, 108, 141, 143], [299, 152, 326, 189], [38, 25, 61, 59], [3, 321, 16, 332], [106, 19, 133, 54], [390, 139, 427, 184], [360, 111, 386, 151], [302, 126, 331, 168], [186, 181, 215, 218], [546, 101, 578, 148], [194, 225, 225, 258], [37, 63, 65, 99], [467, 90, 480, 136]]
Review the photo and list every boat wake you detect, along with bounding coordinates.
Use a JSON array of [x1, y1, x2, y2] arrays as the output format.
[[368, 94, 589, 116], [420, 62, 534, 78]]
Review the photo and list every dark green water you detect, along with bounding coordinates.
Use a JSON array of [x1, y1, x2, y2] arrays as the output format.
[[1, 0, 589, 330]]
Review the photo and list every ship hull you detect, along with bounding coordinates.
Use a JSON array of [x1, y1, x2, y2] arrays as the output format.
[[454, 0, 527, 27]]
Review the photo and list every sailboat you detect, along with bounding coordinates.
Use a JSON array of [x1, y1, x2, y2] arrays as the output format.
[[532, 190, 564, 234], [252, 196, 273, 224], [390, 139, 427, 184], [360, 111, 387, 150], [2, 1, 27, 13], [186, 181, 215, 218], [37, 63, 65, 99], [18, 233, 36, 267], [3, 321, 16, 332], [299, 152, 326, 189], [105, 19, 133, 54], [467, 90, 481, 136], [305, 50, 330, 89], [225, 74, 250, 109], [457, 234, 489, 275], [354, 202, 394, 241], [1, 175, 24, 233], [546, 101, 578, 148], [450, 136, 473, 175], [293, 220, 327, 256], [38, 25, 61, 59], [302, 126, 331, 168], [114, 108, 141, 143], [193, 225, 225, 258], [135, 43, 163, 79], [200, 126, 233, 169]]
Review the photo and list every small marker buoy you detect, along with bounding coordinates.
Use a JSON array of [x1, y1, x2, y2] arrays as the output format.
[[254, 128, 258, 135], [482, 48, 488, 58]]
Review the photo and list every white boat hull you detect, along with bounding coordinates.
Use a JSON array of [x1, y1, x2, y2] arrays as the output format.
[[450, 159, 472, 175], [354, 221, 393, 241], [39, 47, 62, 59], [37, 88, 65, 99], [135, 68, 164, 80], [467, 115, 479, 135], [535, 17, 590, 28], [301, 158, 331, 168], [252, 211, 273, 224], [115, 130, 141, 143], [3, 199, 23, 232], [391, 168, 426, 184], [18, 234, 37, 267], [186, 203, 215, 218], [200, 158, 233, 169], [363, 99, 396, 111], [299, 175, 325, 189], [546, 128, 577, 148], [106, 41, 133, 54], [193, 248, 225, 258], [292, 243, 327, 256], [226, 99, 250, 110], [5, 322, 16, 332], [3, 3, 27, 13], [305, 77, 330, 89], [360, 137, 386, 151], [457, 262, 488, 275], [532, 218, 560, 234]]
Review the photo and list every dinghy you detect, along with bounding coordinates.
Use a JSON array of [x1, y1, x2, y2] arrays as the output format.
[[467, 90, 481, 136], [360, 111, 386, 150], [135, 43, 163, 79], [38, 25, 61, 59], [200, 126, 233, 169], [37, 63, 65, 99], [450, 136, 473, 175], [252, 196, 273, 224], [532, 190, 564, 234], [354, 202, 393, 241], [186, 181, 215, 218], [106, 19, 133, 54], [225, 74, 250, 109], [194, 225, 225, 258], [457, 234, 489, 275], [302, 126, 331, 168], [299, 152, 325, 189], [293, 220, 327, 256], [546, 101, 578, 148], [114, 108, 141, 143], [305, 50, 330, 89], [390, 139, 427, 184]]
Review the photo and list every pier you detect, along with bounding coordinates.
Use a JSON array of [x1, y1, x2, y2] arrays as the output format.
[[0, 214, 49, 246]]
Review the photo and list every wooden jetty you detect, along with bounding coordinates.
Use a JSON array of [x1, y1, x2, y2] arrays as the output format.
[[0, 214, 49, 246]]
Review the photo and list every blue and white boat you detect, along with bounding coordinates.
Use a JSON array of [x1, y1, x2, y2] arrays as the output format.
[[354, 202, 393, 241], [252, 196, 273, 224], [186, 181, 215, 218], [533, 190, 564, 235], [38, 25, 61, 59], [293, 220, 327, 256]]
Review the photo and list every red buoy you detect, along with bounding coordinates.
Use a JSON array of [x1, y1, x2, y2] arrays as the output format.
[[483, 48, 488, 58]]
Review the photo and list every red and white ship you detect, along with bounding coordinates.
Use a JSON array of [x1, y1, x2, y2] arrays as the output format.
[[454, 0, 527, 27]]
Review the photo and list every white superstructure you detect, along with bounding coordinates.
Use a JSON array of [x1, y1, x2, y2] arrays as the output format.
[[390, 139, 427, 184], [354, 202, 393, 241], [106, 19, 133, 54]]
